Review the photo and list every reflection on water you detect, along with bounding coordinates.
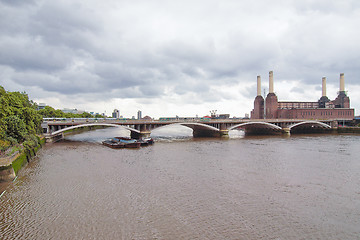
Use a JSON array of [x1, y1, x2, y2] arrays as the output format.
[[1, 127, 360, 239]]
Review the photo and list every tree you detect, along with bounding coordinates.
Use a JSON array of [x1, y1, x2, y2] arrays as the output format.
[[4, 115, 27, 142], [0, 86, 43, 146], [38, 106, 64, 118], [81, 112, 93, 118], [21, 107, 43, 134], [0, 86, 5, 96], [94, 114, 104, 118]]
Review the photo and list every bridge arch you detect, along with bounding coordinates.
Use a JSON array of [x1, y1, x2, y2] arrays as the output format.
[[288, 121, 331, 133], [179, 122, 219, 131], [289, 121, 331, 129], [229, 122, 283, 135], [50, 123, 140, 136], [150, 122, 221, 138], [180, 122, 222, 137]]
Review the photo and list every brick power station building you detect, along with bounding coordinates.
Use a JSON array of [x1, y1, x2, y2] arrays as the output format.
[[251, 71, 354, 120]]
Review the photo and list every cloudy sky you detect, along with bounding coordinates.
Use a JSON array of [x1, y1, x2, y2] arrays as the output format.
[[1, 0, 359, 118]]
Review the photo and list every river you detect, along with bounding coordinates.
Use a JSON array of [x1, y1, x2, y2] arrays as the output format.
[[1, 126, 360, 239]]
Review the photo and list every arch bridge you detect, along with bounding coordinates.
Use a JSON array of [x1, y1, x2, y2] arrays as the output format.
[[43, 118, 336, 142]]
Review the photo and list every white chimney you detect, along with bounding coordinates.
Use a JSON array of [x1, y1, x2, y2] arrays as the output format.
[[269, 71, 274, 93], [340, 73, 345, 92], [257, 75, 261, 96], [322, 77, 327, 97]]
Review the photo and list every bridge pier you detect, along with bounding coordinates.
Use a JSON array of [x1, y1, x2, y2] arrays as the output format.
[[45, 133, 64, 143], [219, 123, 229, 137], [130, 124, 152, 139], [282, 128, 291, 135], [130, 131, 151, 139], [219, 129, 229, 137]]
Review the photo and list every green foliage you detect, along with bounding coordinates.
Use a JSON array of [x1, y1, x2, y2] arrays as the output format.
[[4, 115, 27, 142], [0, 85, 95, 151], [0, 86, 5, 97], [95, 114, 104, 118], [5, 136, 18, 146], [0, 85, 43, 144], [38, 105, 94, 119], [7, 145, 22, 156], [22, 134, 39, 154], [38, 106, 63, 118], [80, 112, 93, 118], [0, 139, 11, 153]]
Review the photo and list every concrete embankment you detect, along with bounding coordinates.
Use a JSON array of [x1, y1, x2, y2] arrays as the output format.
[[337, 126, 360, 133], [0, 137, 46, 182]]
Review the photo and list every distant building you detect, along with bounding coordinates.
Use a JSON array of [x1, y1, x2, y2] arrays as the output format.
[[142, 115, 152, 121], [137, 110, 142, 120], [112, 109, 120, 119], [37, 103, 46, 110], [218, 114, 230, 119], [251, 71, 354, 120], [62, 108, 85, 114]]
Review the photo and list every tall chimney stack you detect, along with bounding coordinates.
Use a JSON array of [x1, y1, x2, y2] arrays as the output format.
[[340, 73, 345, 92], [322, 77, 327, 97], [257, 75, 261, 96], [269, 71, 274, 93]]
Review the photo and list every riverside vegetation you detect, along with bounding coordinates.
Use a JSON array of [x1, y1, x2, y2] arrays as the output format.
[[0, 86, 43, 159], [0, 85, 103, 179]]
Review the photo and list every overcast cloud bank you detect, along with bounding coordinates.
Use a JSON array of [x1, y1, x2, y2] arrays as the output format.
[[1, 0, 359, 117]]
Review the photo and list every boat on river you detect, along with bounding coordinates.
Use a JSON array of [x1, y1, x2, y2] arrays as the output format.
[[118, 138, 141, 148], [115, 137, 154, 146], [102, 137, 141, 148], [139, 137, 154, 146], [103, 137, 153, 149], [102, 138, 126, 149]]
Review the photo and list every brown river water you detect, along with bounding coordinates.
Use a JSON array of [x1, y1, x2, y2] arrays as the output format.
[[1, 126, 360, 239]]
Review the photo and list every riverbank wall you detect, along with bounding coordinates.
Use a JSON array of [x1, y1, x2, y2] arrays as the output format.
[[0, 136, 45, 182], [337, 126, 360, 133]]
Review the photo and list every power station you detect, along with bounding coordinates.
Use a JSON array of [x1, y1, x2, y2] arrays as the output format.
[[251, 71, 354, 120]]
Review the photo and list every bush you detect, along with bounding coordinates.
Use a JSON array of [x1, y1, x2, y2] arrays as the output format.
[[22, 135, 39, 153], [4, 115, 27, 142], [5, 136, 18, 146], [0, 139, 11, 153]]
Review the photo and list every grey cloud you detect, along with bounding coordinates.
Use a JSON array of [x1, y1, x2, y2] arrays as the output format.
[[138, 85, 164, 97], [243, 84, 258, 99], [30, 2, 100, 50], [0, 0, 37, 6], [0, 36, 73, 71], [1, 0, 359, 116], [12, 70, 102, 95], [291, 86, 305, 94], [174, 80, 210, 95]]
